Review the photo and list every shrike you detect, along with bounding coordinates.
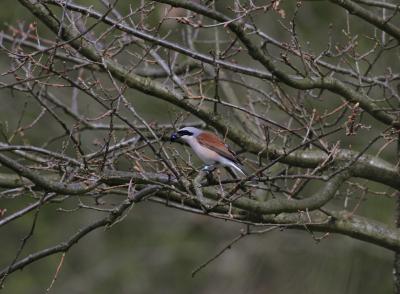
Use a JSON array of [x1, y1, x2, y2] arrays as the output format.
[[170, 127, 246, 176]]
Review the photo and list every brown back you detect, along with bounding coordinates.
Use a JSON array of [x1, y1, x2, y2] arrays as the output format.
[[197, 131, 240, 164]]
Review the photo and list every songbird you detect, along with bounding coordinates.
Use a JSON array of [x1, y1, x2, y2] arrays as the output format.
[[170, 127, 246, 176]]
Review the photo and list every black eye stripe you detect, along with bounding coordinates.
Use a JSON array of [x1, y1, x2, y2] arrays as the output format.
[[178, 130, 193, 136]]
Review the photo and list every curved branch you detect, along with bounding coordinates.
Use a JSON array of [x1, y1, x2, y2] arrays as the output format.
[[42, 0, 273, 81], [0, 172, 30, 189], [102, 169, 400, 251], [0, 193, 57, 228], [42, 1, 400, 91], [152, 188, 400, 251], [0, 186, 158, 279], [353, 0, 400, 10], [255, 148, 400, 190], [217, 171, 349, 214], [16, 0, 400, 191], [0, 153, 98, 195], [330, 0, 400, 41], [103, 169, 346, 215], [2, 28, 203, 80], [154, 0, 399, 128], [0, 143, 82, 166], [263, 209, 400, 252]]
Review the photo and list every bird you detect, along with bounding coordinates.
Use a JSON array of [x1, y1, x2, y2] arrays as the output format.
[[170, 127, 246, 176]]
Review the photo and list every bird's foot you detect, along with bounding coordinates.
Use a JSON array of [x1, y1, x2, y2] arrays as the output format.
[[201, 165, 216, 183], [201, 164, 216, 173]]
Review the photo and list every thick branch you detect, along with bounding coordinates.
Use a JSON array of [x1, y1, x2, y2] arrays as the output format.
[[330, 0, 400, 41], [155, 0, 399, 127], [16, 0, 400, 191], [218, 171, 349, 214], [152, 188, 400, 251], [0, 153, 98, 195], [353, 0, 400, 10], [103, 168, 346, 215], [43, 0, 273, 81], [43, 1, 400, 90], [263, 210, 400, 252]]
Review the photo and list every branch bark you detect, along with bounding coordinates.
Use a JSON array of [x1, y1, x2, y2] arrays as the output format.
[[15, 0, 400, 192]]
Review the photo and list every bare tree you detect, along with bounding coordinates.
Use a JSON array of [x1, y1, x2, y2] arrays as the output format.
[[0, 0, 399, 292]]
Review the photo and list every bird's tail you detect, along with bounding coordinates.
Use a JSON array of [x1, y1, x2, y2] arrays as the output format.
[[228, 162, 247, 177]]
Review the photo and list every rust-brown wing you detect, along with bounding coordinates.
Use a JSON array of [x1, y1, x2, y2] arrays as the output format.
[[197, 132, 240, 164]]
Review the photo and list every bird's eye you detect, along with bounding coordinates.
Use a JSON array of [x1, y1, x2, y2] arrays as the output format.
[[177, 130, 193, 136]]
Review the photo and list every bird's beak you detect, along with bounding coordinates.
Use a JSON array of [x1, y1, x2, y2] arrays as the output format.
[[170, 132, 180, 142]]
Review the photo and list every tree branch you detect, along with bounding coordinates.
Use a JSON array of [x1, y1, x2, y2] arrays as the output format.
[[0, 186, 159, 279], [14, 0, 400, 192], [0, 153, 98, 195], [330, 0, 400, 41], [154, 0, 399, 128]]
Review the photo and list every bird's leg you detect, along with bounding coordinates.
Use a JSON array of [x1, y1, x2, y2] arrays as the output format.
[[202, 164, 217, 173], [202, 165, 217, 183]]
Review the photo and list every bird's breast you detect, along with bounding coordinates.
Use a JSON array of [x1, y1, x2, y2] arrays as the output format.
[[190, 142, 220, 164]]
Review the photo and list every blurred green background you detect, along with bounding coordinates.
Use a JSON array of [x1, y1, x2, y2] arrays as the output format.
[[0, 1, 397, 293]]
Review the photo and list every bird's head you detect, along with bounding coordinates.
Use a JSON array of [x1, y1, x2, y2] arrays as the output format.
[[170, 127, 201, 143]]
